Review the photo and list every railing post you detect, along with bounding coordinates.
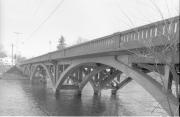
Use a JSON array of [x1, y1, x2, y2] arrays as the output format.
[[78, 67, 83, 82], [113, 33, 121, 50], [52, 60, 58, 84]]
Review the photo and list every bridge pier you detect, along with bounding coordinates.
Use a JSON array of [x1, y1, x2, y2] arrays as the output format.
[[23, 65, 31, 76], [111, 89, 117, 95], [94, 89, 101, 96], [163, 65, 173, 92], [30, 65, 38, 81], [40, 68, 47, 83], [75, 89, 82, 96]]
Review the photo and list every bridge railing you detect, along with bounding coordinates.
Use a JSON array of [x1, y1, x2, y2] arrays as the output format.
[[20, 16, 179, 65], [119, 16, 179, 49]]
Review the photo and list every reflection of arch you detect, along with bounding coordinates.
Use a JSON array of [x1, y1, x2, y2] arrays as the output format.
[[55, 56, 178, 115], [30, 63, 55, 90], [91, 95, 106, 113]]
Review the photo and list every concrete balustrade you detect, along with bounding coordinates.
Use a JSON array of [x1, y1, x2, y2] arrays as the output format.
[[20, 16, 179, 66]]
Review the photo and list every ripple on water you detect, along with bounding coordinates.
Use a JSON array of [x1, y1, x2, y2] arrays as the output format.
[[0, 75, 167, 116]]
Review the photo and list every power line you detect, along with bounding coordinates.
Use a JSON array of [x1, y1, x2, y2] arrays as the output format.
[[32, 0, 45, 16], [29, 0, 65, 38]]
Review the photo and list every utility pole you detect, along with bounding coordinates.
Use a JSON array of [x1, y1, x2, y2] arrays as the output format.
[[48, 40, 52, 61], [13, 32, 23, 65], [11, 43, 14, 66], [49, 40, 52, 52], [14, 32, 23, 56]]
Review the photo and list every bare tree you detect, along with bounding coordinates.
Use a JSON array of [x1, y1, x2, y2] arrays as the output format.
[[124, 14, 179, 116], [117, 1, 179, 115]]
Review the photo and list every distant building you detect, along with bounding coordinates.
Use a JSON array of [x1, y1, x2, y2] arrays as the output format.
[[0, 57, 14, 65], [0, 57, 13, 74]]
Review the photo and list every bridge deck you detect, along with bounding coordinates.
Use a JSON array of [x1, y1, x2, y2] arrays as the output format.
[[20, 16, 179, 65]]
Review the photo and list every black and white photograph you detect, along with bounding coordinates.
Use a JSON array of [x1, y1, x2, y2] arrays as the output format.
[[0, 0, 179, 116]]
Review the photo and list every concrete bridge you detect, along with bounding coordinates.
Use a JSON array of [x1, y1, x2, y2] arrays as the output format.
[[19, 16, 179, 115]]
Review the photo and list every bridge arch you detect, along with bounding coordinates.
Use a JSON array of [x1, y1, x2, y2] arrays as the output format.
[[55, 62, 109, 93], [55, 56, 178, 115], [30, 63, 55, 90], [55, 62, 97, 90], [23, 65, 31, 76]]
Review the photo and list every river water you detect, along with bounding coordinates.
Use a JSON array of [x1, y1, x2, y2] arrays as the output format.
[[0, 73, 167, 116]]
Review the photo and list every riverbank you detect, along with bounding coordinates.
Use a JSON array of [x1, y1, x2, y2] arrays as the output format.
[[0, 65, 11, 73], [1, 73, 28, 80], [0, 65, 28, 80]]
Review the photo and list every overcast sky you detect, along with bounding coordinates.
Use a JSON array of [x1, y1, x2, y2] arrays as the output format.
[[0, 0, 179, 58]]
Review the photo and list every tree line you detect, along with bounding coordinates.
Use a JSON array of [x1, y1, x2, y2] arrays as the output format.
[[56, 35, 88, 50]]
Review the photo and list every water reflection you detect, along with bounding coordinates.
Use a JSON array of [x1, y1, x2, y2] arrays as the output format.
[[0, 76, 167, 116]]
